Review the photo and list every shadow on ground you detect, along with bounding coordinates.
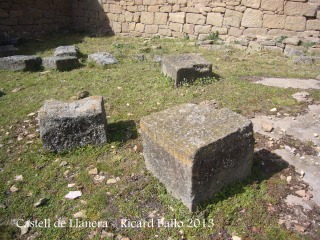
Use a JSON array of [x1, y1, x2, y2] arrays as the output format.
[[108, 120, 138, 144], [199, 148, 289, 212]]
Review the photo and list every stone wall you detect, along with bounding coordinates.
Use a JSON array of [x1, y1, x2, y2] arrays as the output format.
[[0, 0, 72, 36], [72, 0, 320, 42], [1, 0, 319, 42]]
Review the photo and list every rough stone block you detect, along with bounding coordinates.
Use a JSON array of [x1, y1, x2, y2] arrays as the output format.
[[206, 12, 223, 27], [284, 2, 316, 16], [306, 20, 320, 30], [243, 28, 268, 36], [261, 0, 284, 11], [241, 0, 261, 9], [39, 96, 107, 152], [186, 13, 206, 25], [140, 103, 254, 211], [155, 12, 168, 25], [43, 56, 79, 71], [241, 9, 263, 28], [54, 45, 79, 58], [284, 45, 306, 57], [223, 9, 243, 27], [161, 54, 213, 87], [169, 12, 186, 23], [0, 55, 42, 71], [140, 12, 154, 24], [263, 14, 286, 29], [0, 45, 19, 57], [285, 16, 306, 31], [88, 52, 118, 66]]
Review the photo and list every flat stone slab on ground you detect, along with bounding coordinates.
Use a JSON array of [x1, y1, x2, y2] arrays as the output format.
[[140, 103, 254, 211], [254, 78, 320, 90], [0, 45, 18, 57], [43, 56, 79, 71], [54, 45, 79, 57], [276, 149, 320, 207], [39, 96, 107, 152], [252, 105, 320, 146], [0, 55, 42, 71], [161, 54, 213, 87], [88, 52, 118, 66]]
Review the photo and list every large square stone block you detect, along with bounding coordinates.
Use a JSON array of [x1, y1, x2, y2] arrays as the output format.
[[161, 54, 213, 87], [140, 103, 254, 211], [39, 96, 107, 152], [43, 56, 79, 71], [0, 55, 42, 71]]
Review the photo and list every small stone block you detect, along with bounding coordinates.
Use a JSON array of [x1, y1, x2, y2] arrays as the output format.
[[43, 56, 79, 71], [88, 52, 118, 66], [161, 54, 213, 87], [0, 45, 19, 57], [39, 96, 108, 152], [0, 55, 42, 71], [140, 103, 254, 211], [54, 45, 79, 57]]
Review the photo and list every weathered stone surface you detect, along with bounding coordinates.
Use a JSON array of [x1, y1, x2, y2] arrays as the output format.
[[261, 0, 284, 11], [140, 103, 254, 211], [241, 0, 261, 9], [241, 9, 263, 28], [169, 12, 185, 23], [186, 13, 206, 25], [206, 13, 223, 27], [263, 46, 284, 54], [161, 54, 212, 87], [88, 52, 118, 66], [0, 55, 42, 71], [54, 46, 79, 58], [223, 9, 243, 27], [0, 45, 18, 57], [284, 2, 316, 16], [283, 37, 300, 46], [284, 46, 306, 57], [243, 28, 268, 36], [39, 96, 107, 152], [140, 12, 154, 24], [285, 16, 306, 31], [293, 56, 315, 65], [292, 91, 313, 102], [43, 56, 79, 71], [247, 42, 263, 52], [263, 14, 285, 29], [306, 20, 320, 30]]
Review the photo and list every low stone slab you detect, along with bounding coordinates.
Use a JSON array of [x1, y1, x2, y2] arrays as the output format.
[[39, 96, 107, 152], [0, 45, 19, 57], [88, 52, 118, 66], [54, 45, 79, 57], [140, 103, 254, 211], [254, 77, 320, 89], [43, 56, 79, 71], [161, 54, 213, 87], [0, 55, 42, 71]]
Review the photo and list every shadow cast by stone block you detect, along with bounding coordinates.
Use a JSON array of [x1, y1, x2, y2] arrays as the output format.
[[0, 90, 5, 98], [108, 120, 138, 144], [212, 72, 223, 81], [197, 148, 289, 214]]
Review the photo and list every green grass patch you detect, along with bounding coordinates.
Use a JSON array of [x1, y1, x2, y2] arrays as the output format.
[[0, 33, 319, 239]]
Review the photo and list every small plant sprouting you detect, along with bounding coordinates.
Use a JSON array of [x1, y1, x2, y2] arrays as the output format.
[[276, 35, 288, 43], [206, 31, 220, 43], [300, 41, 317, 48]]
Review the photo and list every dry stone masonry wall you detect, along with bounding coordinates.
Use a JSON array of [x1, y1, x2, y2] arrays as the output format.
[[1, 0, 320, 42], [0, 0, 72, 37], [72, 0, 320, 42]]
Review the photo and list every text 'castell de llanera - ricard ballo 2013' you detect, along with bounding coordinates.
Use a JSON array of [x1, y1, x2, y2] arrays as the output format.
[[12, 218, 215, 229]]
